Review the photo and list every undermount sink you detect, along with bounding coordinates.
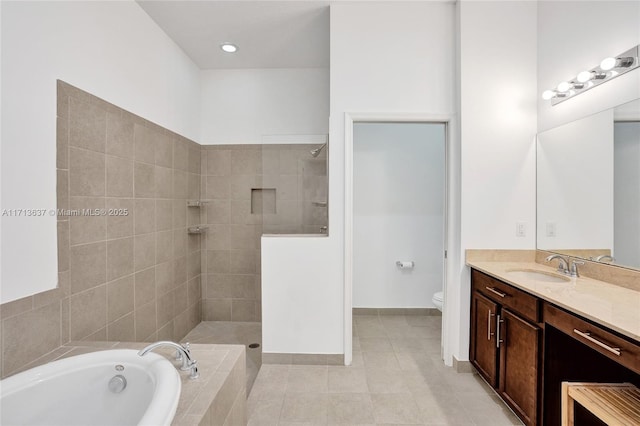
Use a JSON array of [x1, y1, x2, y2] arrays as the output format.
[[505, 269, 571, 283]]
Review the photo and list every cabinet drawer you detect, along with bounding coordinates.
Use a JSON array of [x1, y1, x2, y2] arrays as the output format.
[[544, 303, 640, 375], [472, 269, 540, 323]]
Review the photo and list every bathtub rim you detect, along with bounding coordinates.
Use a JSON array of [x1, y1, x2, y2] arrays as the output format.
[[0, 348, 181, 426]]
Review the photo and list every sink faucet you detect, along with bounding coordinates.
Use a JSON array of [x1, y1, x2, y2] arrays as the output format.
[[545, 254, 570, 275], [138, 341, 199, 379], [594, 254, 615, 263]]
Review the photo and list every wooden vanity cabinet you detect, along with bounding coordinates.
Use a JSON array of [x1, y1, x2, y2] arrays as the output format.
[[499, 308, 540, 426], [470, 291, 499, 386], [470, 269, 541, 426]]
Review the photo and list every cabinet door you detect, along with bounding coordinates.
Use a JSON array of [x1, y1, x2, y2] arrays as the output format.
[[499, 308, 540, 426], [470, 291, 499, 387]]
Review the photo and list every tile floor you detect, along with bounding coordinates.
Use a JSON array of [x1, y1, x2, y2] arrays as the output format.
[[247, 314, 523, 425]]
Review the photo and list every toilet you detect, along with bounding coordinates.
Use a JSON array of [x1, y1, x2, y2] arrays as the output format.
[[432, 291, 444, 312]]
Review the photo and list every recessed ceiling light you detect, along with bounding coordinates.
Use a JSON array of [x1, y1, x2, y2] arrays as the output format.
[[220, 43, 238, 53]]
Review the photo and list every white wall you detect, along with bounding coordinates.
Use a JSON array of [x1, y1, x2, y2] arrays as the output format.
[[537, 1, 640, 132], [457, 1, 538, 361], [353, 122, 445, 308], [262, 236, 341, 354], [614, 121, 640, 266], [615, 99, 640, 121], [537, 110, 614, 250], [0, 1, 201, 302], [261, 2, 456, 356], [199, 68, 329, 145]]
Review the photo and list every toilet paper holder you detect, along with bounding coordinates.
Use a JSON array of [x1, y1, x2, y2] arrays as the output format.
[[396, 261, 414, 269]]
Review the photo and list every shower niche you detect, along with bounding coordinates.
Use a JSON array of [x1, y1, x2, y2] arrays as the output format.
[[250, 188, 276, 214]]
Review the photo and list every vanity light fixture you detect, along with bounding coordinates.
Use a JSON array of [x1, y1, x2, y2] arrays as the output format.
[[220, 43, 238, 53], [542, 90, 556, 100], [600, 55, 634, 71], [556, 81, 572, 92], [542, 44, 639, 105], [576, 70, 606, 83]]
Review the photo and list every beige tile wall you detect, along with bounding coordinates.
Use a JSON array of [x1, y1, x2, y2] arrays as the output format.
[[0, 83, 330, 377], [0, 81, 202, 378], [262, 144, 328, 235], [200, 144, 328, 323], [201, 146, 263, 322]]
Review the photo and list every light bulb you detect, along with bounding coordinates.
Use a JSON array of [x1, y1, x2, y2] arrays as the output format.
[[542, 90, 555, 100], [600, 57, 617, 71], [577, 71, 593, 83], [557, 81, 572, 93], [220, 43, 238, 53]]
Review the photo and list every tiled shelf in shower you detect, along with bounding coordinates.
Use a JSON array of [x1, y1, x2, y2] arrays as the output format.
[[187, 225, 208, 234], [186, 200, 213, 207]]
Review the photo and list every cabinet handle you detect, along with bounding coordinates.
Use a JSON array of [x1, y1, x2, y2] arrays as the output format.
[[496, 315, 505, 348], [485, 286, 507, 298], [487, 310, 495, 340], [573, 329, 621, 356]]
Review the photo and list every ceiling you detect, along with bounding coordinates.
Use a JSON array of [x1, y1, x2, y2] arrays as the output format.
[[137, 1, 330, 69]]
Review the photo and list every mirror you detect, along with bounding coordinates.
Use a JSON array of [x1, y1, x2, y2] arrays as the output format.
[[537, 98, 640, 270]]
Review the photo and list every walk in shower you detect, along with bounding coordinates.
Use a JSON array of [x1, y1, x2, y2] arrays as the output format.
[[191, 141, 329, 389]]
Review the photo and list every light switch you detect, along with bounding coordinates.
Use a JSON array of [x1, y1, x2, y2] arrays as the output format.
[[546, 222, 556, 237]]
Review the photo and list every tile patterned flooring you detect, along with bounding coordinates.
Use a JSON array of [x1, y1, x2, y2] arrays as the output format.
[[247, 314, 523, 425]]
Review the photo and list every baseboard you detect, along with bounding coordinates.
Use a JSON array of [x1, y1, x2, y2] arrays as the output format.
[[453, 356, 474, 373], [262, 353, 344, 365], [353, 307, 441, 316]]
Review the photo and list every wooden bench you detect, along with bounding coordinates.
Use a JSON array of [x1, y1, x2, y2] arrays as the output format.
[[561, 382, 640, 425]]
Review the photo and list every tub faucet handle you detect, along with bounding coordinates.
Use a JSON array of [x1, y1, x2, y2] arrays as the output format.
[[188, 361, 198, 379]]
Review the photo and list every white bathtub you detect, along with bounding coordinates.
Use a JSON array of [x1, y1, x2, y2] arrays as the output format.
[[0, 349, 181, 426]]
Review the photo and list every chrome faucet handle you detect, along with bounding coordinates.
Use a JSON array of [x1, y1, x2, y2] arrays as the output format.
[[569, 260, 585, 278], [188, 361, 199, 379]]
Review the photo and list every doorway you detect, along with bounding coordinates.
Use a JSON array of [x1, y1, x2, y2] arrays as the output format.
[[352, 122, 445, 309], [344, 114, 453, 366]]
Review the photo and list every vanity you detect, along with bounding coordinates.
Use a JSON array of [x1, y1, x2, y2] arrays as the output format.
[[467, 254, 640, 426], [466, 91, 640, 425]]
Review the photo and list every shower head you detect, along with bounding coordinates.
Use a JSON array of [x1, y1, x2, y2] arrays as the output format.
[[310, 143, 327, 157]]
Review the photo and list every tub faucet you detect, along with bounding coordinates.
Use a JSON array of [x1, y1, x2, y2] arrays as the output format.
[[545, 254, 570, 275], [138, 341, 199, 379]]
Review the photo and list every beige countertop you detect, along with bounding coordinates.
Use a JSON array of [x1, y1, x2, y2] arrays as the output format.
[[467, 260, 640, 342]]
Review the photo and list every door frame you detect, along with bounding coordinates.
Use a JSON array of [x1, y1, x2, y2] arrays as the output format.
[[344, 112, 458, 366]]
